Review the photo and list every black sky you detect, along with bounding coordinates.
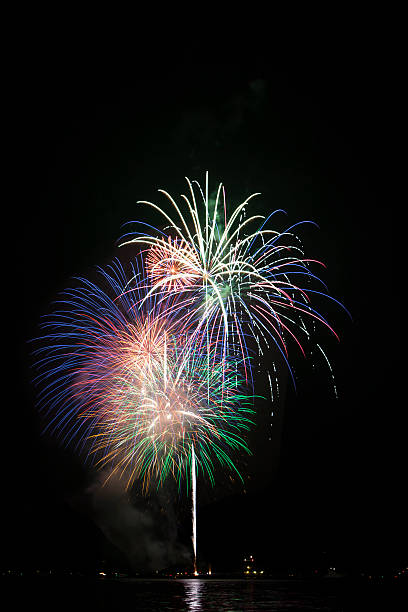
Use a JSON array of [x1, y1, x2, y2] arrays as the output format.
[[6, 57, 404, 573]]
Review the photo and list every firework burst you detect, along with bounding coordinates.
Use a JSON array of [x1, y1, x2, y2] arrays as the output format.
[[32, 172, 349, 575], [120, 173, 348, 394], [145, 234, 200, 292], [32, 258, 254, 491]]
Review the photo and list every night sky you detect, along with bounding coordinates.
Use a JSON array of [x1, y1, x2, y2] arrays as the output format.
[[6, 59, 404, 575]]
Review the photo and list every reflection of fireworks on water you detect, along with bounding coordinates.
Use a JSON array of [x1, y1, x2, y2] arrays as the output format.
[[32, 258, 254, 491], [121, 173, 348, 396]]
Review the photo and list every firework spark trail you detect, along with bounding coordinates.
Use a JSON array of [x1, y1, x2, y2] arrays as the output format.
[[191, 444, 197, 575]]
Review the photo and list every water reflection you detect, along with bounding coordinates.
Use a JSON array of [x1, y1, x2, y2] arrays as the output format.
[[183, 579, 203, 611]]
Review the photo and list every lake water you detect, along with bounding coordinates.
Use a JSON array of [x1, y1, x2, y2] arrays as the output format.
[[119, 578, 341, 610], [3, 576, 407, 611]]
